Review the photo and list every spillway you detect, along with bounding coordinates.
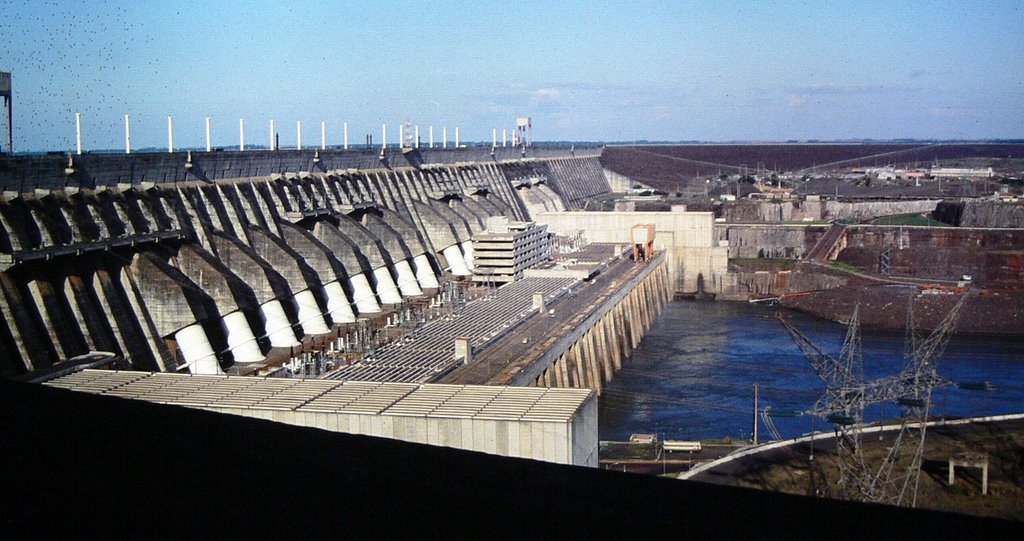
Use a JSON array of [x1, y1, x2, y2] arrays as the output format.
[[0, 146, 611, 377]]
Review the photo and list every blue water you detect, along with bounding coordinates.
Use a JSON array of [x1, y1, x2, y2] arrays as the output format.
[[598, 301, 1024, 442]]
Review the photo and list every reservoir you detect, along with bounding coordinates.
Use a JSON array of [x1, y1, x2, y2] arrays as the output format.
[[598, 300, 1024, 442]]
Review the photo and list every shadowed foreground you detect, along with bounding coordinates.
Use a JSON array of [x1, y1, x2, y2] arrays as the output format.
[[1, 378, 1019, 538]]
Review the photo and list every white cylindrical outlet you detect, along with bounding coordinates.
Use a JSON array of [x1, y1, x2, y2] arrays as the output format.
[[176, 324, 223, 375], [429, 126, 434, 148], [167, 116, 174, 153], [413, 254, 439, 289], [124, 114, 131, 154], [260, 300, 299, 347], [223, 311, 263, 363], [295, 289, 329, 335], [492, 128, 496, 147], [297, 120, 302, 150], [343, 121, 349, 149], [205, 117, 211, 152], [239, 118, 245, 151], [381, 124, 387, 149], [270, 119, 276, 150], [394, 259, 423, 297], [455, 127, 460, 147], [75, 112, 82, 155], [502, 128, 507, 147], [443, 244, 471, 276], [349, 273, 381, 314], [460, 241, 475, 271], [324, 280, 356, 323], [442, 127, 447, 148], [415, 125, 419, 148], [373, 266, 403, 305], [321, 121, 326, 150]]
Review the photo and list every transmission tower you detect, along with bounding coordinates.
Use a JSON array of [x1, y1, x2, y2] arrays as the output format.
[[778, 293, 967, 506]]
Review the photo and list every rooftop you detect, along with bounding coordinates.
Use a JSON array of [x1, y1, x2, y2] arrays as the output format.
[[45, 369, 593, 423]]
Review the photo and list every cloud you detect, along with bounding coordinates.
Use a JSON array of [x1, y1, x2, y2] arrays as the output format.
[[529, 87, 562, 103], [929, 106, 969, 117], [791, 83, 871, 95], [784, 82, 896, 108]]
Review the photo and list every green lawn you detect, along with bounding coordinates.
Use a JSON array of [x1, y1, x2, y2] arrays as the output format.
[[828, 260, 865, 273], [872, 213, 947, 226], [730, 258, 798, 270]]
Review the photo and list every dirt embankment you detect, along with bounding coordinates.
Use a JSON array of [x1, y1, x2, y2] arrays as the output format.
[[692, 418, 1024, 522], [780, 283, 1024, 336]]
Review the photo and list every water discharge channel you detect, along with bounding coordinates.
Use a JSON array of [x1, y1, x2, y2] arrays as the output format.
[[598, 300, 1024, 442]]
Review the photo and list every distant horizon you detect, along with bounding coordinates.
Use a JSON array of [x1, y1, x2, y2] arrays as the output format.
[[2, 0, 1022, 152], [7, 137, 1024, 156]]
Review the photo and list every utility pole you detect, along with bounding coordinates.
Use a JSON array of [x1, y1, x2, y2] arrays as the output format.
[[752, 383, 759, 445]]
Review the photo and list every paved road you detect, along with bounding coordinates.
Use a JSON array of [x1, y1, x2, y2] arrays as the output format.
[[686, 416, 1024, 488]]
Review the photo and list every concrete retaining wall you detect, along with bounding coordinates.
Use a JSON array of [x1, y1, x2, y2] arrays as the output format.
[[536, 211, 728, 293], [206, 402, 598, 466], [720, 199, 941, 223], [934, 200, 1024, 228], [715, 224, 825, 259]]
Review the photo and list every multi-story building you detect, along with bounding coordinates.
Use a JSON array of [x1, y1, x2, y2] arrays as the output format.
[[472, 216, 551, 283]]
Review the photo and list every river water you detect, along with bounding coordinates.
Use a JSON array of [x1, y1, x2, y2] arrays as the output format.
[[598, 300, 1024, 442]]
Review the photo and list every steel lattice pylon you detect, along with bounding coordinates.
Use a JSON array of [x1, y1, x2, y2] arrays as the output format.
[[778, 293, 967, 506]]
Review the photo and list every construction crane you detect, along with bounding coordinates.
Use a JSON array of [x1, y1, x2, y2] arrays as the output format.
[[778, 292, 968, 506]]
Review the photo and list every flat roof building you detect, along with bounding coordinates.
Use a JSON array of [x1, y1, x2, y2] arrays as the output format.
[[45, 369, 598, 466], [931, 167, 994, 179]]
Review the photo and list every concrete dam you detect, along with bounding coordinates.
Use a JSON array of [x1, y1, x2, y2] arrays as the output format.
[[0, 145, 639, 382]]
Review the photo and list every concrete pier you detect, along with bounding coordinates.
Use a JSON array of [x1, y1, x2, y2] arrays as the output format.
[[531, 254, 671, 392], [442, 249, 672, 393]]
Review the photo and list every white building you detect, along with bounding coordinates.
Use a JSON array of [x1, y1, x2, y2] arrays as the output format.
[[931, 167, 994, 179], [472, 216, 551, 283]]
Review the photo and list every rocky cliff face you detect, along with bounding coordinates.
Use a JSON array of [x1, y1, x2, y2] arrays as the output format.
[[719, 199, 940, 223], [715, 225, 824, 259], [934, 200, 1024, 228], [836, 227, 1024, 287], [717, 269, 791, 301], [781, 286, 1024, 336]]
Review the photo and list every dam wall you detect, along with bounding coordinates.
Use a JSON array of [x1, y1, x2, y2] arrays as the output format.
[[535, 211, 728, 293], [0, 145, 603, 192], [0, 147, 611, 377], [602, 168, 644, 192]]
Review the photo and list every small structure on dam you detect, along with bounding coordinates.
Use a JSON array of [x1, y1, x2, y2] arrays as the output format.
[[0, 71, 11, 154]]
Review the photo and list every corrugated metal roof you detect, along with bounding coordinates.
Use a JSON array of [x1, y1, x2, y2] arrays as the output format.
[[44, 370, 592, 423]]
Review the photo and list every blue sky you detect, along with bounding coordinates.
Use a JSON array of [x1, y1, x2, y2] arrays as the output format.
[[1, 0, 1022, 151]]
